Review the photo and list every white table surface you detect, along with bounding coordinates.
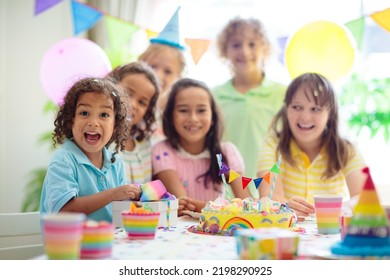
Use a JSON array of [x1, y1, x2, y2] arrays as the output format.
[[34, 215, 343, 260], [110, 215, 340, 260]]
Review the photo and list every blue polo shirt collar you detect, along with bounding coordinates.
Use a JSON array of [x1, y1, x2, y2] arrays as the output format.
[[63, 139, 113, 170]]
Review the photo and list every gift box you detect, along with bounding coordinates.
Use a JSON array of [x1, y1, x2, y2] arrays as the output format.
[[112, 199, 178, 228], [235, 227, 299, 260]]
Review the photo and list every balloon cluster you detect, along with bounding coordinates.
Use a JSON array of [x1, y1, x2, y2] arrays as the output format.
[[40, 20, 356, 104]]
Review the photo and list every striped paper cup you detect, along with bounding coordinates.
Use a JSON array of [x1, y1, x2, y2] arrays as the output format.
[[121, 211, 160, 240], [313, 194, 343, 234], [42, 213, 86, 259], [80, 220, 114, 259]]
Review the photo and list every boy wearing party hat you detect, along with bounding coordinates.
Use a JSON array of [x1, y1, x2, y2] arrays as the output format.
[[138, 7, 186, 100], [138, 7, 187, 144]]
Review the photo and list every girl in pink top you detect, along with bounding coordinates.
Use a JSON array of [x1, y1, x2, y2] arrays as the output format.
[[152, 78, 250, 216]]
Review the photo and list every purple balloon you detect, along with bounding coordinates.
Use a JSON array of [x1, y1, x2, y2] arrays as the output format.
[[40, 38, 112, 104]]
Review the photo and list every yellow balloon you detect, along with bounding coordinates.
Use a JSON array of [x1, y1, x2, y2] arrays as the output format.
[[285, 20, 356, 81]]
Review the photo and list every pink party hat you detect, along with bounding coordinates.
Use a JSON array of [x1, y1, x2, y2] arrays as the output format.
[[150, 7, 185, 50]]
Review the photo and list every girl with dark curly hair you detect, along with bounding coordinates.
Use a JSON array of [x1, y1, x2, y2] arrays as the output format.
[[40, 77, 142, 222]]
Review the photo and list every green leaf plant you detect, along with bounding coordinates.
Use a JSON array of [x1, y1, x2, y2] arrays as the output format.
[[339, 73, 390, 143], [21, 100, 57, 212]]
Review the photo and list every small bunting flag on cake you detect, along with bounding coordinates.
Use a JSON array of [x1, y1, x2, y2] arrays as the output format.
[[216, 153, 282, 192]]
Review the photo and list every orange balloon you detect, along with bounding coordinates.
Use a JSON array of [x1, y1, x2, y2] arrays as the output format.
[[285, 21, 356, 81]]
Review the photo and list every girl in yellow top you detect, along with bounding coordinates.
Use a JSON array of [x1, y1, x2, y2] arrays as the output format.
[[257, 73, 367, 217]]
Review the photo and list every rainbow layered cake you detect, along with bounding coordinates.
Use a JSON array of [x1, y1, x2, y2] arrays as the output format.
[[191, 197, 297, 236]]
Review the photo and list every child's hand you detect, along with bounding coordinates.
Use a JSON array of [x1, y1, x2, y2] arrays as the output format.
[[286, 196, 315, 217], [178, 196, 197, 216], [112, 184, 142, 201]]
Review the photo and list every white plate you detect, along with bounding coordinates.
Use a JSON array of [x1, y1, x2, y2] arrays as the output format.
[[182, 210, 201, 219]]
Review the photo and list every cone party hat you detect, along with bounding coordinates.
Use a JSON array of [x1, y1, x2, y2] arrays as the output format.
[[150, 7, 185, 50], [331, 167, 390, 257]]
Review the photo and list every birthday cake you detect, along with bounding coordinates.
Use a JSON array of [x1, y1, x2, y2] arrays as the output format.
[[331, 167, 390, 258], [190, 197, 297, 236]]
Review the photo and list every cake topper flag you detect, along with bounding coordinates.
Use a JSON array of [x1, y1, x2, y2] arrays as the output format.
[[263, 172, 271, 184], [268, 155, 281, 199], [218, 163, 230, 176], [216, 153, 282, 191], [331, 167, 390, 257], [228, 170, 240, 183], [253, 178, 263, 189], [150, 7, 185, 50], [216, 154, 234, 200], [241, 177, 252, 190]]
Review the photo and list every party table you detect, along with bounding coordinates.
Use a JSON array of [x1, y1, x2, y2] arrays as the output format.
[[33, 215, 343, 260], [110, 215, 340, 260]]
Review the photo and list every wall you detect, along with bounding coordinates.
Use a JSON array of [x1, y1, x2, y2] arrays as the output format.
[[0, 0, 72, 212]]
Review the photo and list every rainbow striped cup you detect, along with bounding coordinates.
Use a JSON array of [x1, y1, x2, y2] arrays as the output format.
[[80, 220, 114, 259], [42, 213, 86, 260], [121, 211, 160, 240], [313, 194, 343, 234]]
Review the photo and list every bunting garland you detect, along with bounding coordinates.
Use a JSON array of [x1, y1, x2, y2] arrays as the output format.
[[228, 170, 240, 183], [34, 0, 390, 67], [70, 0, 103, 36], [103, 15, 140, 68], [34, 0, 63, 16], [184, 38, 211, 65], [241, 177, 252, 189], [345, 16, 365, 50], [217, 154, 281, 192], [370, 8, 390, 33]]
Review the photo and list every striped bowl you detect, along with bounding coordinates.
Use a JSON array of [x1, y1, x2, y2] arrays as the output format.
[[121, 211, 160, 240]]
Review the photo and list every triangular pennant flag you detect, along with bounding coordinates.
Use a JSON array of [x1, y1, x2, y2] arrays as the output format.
[[253, 178, 263, 189], [331, 167, 390, 256], [370, 8, 390, 33], [145, 29, 159, 40], [150, 7, 185, 50], [269, 163, 280, 174], [263, 172, 271, 184], [218, 162, 230, 176], [228, 170, 240, 183], [345, 17, 365, 50], [71, 0, 103, 35], [184, 38, 211, 64], [104, 48, 133, 69], [105, 16, 139, 50], [277, 36, 288, 65], [34, 0, 63, 16], [241, 177, 252, 190]]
